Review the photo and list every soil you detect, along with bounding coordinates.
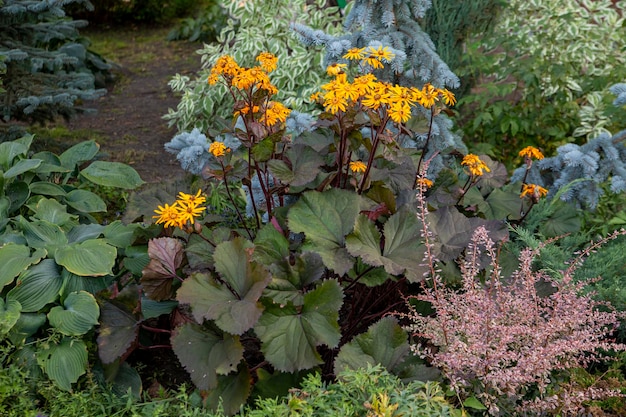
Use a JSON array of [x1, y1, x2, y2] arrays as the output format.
[[66, 25, 203, 184]]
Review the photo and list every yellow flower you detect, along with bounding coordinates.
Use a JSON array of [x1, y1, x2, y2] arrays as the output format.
[[176, 201, 206, 225], [440, 89, 457, 106], [417, 178, 434, 188], [209, 142, 230, 157], [256, 52, 277, 72], [362, 84, 390, 110], [323, 94, 348, 114], [519, 146, 545, 160], [418, 83, 438, 109], [310, 91, 321, 102], [326, 63, 347, 76], [364, 56, 384, 69], [461, 154, 491, 177], [353, 74, 378, 95], [520, 183, 548, 199], [343, 47, 366, 60], [388, 102, 412, 123], [388, 85, 416, 106], [349, 161, 367, 173], [177, 190, 207, 207], [263, 101, 291, 126], [366, 45, 395, 62], [153, 203, 183, 228]]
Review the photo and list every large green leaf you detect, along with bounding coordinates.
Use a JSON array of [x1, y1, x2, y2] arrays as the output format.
[[36, 337, 88, 391], [7, 181, 30, 213], [287, 189, 358, 275], [177, 238, 271, 335], [3, 158, 42, 178], [0, 297, 21, 335], [7, 259, 62, 312], [333, 317, 410, 375], [59, 140, 99, 169], [0, 139, 29, 167], [30, 197, 77, 226], [48, 291, 100, 336], [102, 221, 141, 248], [141, 237, 185, 301], [205, 364, 252, 416], [7, 312, 46, 346], [18, 217, 68, 252], [346, 210, 425, 283], [55, 239, 116, 276], [255, 279, 343, 372], [267, 144, 324, 187], [64, 189, 107, 213], [171, 322, 243, 391], [60, 269, 110, 299], [81, 161, 144, 189], [97, 289, 141, 364], [0, 243, 46, 289], [542, 201, 582, 237], [66, 223, 105, 244]]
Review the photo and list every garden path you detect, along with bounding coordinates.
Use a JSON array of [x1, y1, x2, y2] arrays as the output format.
[[66, 26, 202, 184]]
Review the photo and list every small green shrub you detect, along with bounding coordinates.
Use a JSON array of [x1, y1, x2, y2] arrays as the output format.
[[167, 1, 229, 43]]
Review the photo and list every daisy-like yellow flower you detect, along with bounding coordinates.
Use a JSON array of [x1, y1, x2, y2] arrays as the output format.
[[461, 154, 491, 177], [364, 56, 385, 69], [520, 183, 548, 199], [323, 94, 348, 114], [256, 52, 277, 72], [440, 89, 457, 106], [209, 141, 230, 157], [326, 63, 347, 76], [352, 74, 378, 95], [176, 200, 206, 225], [349, 161, 367, 173], [177, 190, 207, 207], [418, 83, 438, 109], [366, 45, 395, 63], [231, 68, 256, 90], [310, 91, 321, 102], [153, 202, 183, 228], [234, 104, 260, 118], [518, 146, 545, 160], [362, 84, 390, 110], [388, 102, 412, 123], [263, 101, 291, 126], [343, 47, 366, 60], [388, 85, 416, 106], [417, 178, 434, 188]]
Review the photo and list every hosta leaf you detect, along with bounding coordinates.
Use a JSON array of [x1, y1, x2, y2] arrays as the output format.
[[205, 364, 252, 416], [48, 291, 100, 336], [60, 269, 110, 298], [98, 286, 141, 363], [59, 140, 99, 169], [288, 189, 358, 275], [55, 240, 116, 277], [141, 237, 185, 301], [177, 238, 271, 335], [66, 223, 105, 244], [7, 259, 62, 312], [171, 322, 243, 391], [30, 197, 77, 226], [64, 189, 107, 213], [333, 317, 410, 375], [346, 210, 425, 283], [18, 217, 68, 252], [3, 158, 42, 178], [36, 337, 88, 391], [0, 298, 21, 335], [102, 221, 141, 248], [29, 181, 67, 197], [8, 312, 46, 346], [0, 243, 46, 289], [255, 279, 343, 372], [81, 161, 144, 189]]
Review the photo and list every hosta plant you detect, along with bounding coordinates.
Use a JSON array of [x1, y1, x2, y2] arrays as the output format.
[[0, 134, 145, 391]]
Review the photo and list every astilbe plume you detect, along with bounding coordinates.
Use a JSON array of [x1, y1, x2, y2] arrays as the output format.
[[405, 188, 626, 415]]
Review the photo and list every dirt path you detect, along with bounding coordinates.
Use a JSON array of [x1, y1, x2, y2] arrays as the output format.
[[66, 26, 202, 184]]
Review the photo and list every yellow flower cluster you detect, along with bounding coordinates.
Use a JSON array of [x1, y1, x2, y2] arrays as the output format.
[[310, 47, 456, 123], [349, 160, 367, 173], [518, 146, 544, 160], [208, 53, 291, 127], [461, 154, 491, 177], [209, 141, 230, 157], [520, 183, 548, 199], [153, 190, 207, 229]]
